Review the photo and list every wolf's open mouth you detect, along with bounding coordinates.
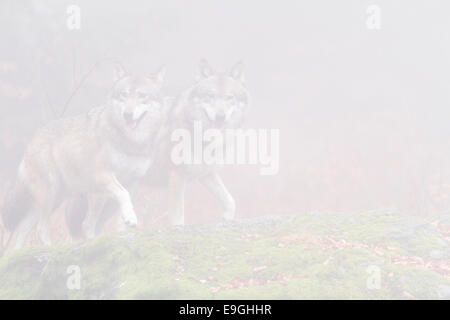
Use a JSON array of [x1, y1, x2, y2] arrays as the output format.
[[212, 119, 227, 129], [125, 111, 148, 130]]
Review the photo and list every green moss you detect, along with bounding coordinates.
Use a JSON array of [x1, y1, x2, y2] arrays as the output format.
[[0, 212, 449, 299]]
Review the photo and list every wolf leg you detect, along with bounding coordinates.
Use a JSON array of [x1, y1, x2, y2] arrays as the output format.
[[82, 194, 107, 239], [14, 173, 58, 248], [65, 195, 88, 239], [14, 211, 39, 249], [113, 184, 135, 232], [167, 175, 186, 225], [98, 174, 137, 227], [115, 213, 126, 232], [36, 210, 52, 246], [90, 199, 124, 234], [95, 199, 119, 235], [36, 188, 61, 246], [200, 172, 236, 221]]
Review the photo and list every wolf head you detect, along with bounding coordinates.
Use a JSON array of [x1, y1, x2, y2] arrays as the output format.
[[108, 64, 167, 142], [183, 60, 250, 129]]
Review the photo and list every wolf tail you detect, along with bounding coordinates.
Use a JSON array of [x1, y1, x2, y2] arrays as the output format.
[[65, 195, 88, 238], [2, 179, 33, 232]]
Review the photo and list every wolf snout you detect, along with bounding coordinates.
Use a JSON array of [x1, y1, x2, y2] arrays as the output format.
[[215, 112, 226, 124], [123, 111, 135, 122]]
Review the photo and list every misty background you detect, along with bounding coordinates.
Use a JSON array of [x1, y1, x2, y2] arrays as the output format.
[[1, 0, 450, 230]]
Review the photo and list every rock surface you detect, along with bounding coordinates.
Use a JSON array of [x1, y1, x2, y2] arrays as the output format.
[[0, 212, 449, 299]]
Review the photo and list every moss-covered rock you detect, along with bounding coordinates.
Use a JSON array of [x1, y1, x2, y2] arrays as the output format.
[[0, 212, 449, 299]]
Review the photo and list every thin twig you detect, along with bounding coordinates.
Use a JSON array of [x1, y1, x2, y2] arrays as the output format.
[[72, 46, 77, 88], [60, 57, 105, 117], [44, 88, 56, 118]]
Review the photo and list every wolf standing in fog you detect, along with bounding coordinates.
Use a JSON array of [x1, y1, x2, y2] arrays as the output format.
[[1, 65, 167, 249], [165, 60, 251, 225]]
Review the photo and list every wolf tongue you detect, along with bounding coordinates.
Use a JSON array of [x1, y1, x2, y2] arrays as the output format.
[[126, 120, 137, 129]]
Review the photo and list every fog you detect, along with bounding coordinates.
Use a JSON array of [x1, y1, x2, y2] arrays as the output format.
[[2, 0, 450, 224]]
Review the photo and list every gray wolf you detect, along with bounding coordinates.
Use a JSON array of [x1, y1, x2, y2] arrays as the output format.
[[1, 65, 167, 249], [163, 59, 251, 225]]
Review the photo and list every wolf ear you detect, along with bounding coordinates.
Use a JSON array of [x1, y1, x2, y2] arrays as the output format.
[[229, 61, 245, 82], [113, 62, 127, 82], [198, 59, 215, 79]]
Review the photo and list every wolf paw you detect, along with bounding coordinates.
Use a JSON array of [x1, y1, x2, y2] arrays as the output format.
[[122, 209, 138, 227], [223, 210, 235, 221]]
